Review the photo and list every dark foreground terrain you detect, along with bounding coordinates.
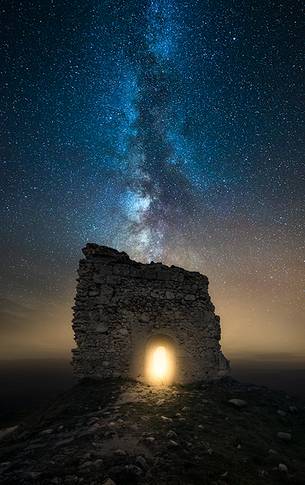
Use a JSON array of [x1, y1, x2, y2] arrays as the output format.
[[0, 378, 304, 485]]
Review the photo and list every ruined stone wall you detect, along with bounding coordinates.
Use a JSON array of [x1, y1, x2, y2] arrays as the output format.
[[72, 244, 229, 384]]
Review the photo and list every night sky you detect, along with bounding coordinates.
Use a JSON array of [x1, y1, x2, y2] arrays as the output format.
[[1, 0, 304, 360]]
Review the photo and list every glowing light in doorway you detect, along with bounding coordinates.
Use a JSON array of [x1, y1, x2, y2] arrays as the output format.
[[152, 346, 168, 380]]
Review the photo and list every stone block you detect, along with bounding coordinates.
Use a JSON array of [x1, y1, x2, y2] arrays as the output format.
[[106, 275, 122, 285], [93, 270, 112, 284], [143, 270, 157, 280], [98, 285, 114, 303], [113, 264, 130, 276], [95, 322, 108, 333]]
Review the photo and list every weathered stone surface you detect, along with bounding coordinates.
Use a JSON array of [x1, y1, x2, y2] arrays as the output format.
[[72, 243, 230, 383]]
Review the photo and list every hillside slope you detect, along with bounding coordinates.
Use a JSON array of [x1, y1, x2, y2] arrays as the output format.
[[0, 378, 304, 484]]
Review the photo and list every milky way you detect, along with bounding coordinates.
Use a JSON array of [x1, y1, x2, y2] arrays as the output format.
[[0, 0, 304, 359], [114, 0, 198, 260]]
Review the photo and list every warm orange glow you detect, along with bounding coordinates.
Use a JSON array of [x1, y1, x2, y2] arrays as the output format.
[[152, 346, 168, 379], [145, 338, 175, 385]]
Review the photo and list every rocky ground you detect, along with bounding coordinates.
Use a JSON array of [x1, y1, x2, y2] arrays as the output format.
[[0, 377, 304, 485]]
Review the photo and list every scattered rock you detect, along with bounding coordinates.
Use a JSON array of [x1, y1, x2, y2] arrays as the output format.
[[166, 430, 178, 439], [228, 399, 247, 408], [83, 451, 92, 460], [26, 442, 47, 450], [258, 469, 267, 477], [50, 478, 61, 484], [54, 437, 74, 447], [40, 428, 54, 435], [102, 479, 116, 485], [135, 455, 148, 470], [168, 440, 179, 447], [79, 460, 93, 468], [145, 436, 155, 444], [277, 432, 291, 442], [0, 426, 18, 441], [64, 476, 78, 484], [28, 471, 42, 479], [277, 409, 286, 417], [78, 424, 100, 437], [114, 449, 127, 456], [278, 463, 288, 472], [161, 415, 173, 422], [125, 464, 143, 476]]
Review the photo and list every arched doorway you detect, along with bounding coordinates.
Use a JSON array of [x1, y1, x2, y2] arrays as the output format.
[[145, 334, 176, 385]]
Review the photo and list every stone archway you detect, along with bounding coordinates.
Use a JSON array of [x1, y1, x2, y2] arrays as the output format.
[[144, 334, 176, 385]]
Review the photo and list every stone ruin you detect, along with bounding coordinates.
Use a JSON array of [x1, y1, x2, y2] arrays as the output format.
[[72, 244, 230, 384]]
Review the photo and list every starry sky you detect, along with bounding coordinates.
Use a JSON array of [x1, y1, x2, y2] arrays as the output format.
[[1, 0, 304, 361]]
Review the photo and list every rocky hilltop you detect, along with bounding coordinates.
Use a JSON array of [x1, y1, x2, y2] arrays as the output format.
[[0, 377, 304, 484]]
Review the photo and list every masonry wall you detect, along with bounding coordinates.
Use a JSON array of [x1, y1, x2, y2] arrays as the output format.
[[72, 244, 230, 384]]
